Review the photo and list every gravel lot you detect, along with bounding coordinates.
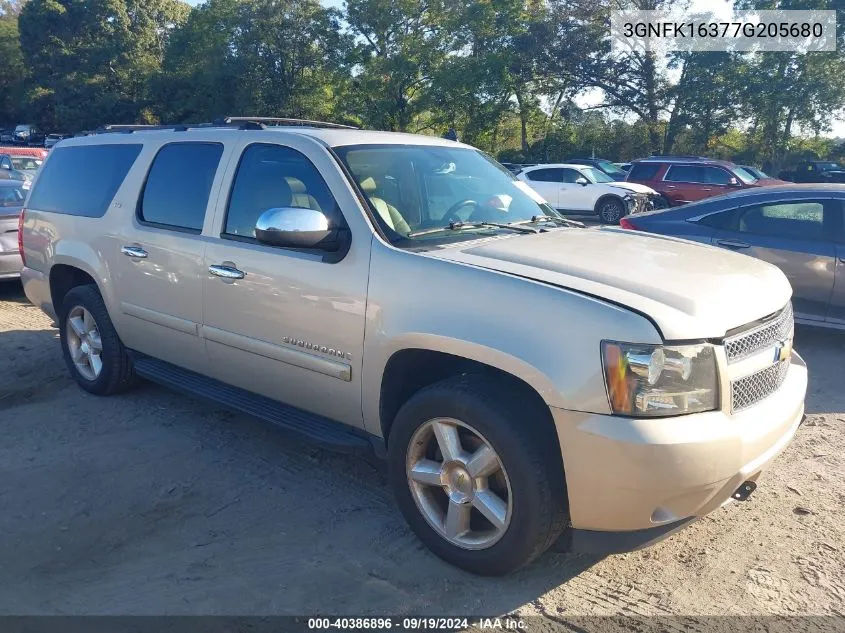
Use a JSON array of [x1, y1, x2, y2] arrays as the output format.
[[0, 281, 843, 617]]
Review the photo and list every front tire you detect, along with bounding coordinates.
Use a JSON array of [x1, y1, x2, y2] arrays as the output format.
[[59, 285, 136, 396], [596, 197, 626, 224], [388, 375, 568, 576]]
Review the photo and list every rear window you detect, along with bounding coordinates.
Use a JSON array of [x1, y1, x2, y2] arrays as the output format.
[[27, 144, 142, 217], [139, 143, 224, 232], [628, 163, 661, 181]]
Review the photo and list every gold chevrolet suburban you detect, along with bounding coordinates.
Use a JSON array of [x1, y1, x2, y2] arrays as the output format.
[[19, 118, 807, 576]]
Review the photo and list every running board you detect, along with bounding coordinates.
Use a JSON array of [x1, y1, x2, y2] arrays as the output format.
[[132, 355, 377, 455]]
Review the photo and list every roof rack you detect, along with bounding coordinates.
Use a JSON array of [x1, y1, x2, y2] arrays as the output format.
[[645, 155, 711, 161], [219, 116, 359, 130], [96, 123, 227, 134]]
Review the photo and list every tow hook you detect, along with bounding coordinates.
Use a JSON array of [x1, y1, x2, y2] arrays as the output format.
[[732, 481, 757, 502]]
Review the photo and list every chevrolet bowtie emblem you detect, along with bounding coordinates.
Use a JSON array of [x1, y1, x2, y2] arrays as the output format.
[[774, 339, 793, 363]]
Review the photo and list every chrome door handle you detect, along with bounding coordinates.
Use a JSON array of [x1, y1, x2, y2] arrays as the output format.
[[208, 264, 245, 280], [121, 245, 148, 259], [665, 185, 676, 189], [717, 239, 750, 249]]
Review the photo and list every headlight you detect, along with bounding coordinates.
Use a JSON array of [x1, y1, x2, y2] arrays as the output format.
[[601, 341, 719, 417]]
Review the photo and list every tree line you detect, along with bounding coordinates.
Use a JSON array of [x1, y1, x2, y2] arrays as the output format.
[[1, 0, 844, 167]]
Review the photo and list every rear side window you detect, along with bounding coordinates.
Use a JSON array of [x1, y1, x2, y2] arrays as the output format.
[[27, 144, 142, 217], [525, 168, 562, 183], [665, 165, 702, 183], [628, 163, 661, 181], [702, 167, 733, 185], [139, 143, 224, 232]]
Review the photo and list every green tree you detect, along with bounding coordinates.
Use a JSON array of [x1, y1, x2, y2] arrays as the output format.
[[0, 1, 26, 125]]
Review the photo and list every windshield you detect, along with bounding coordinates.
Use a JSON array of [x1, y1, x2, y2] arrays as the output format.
[[595, 160, 627, 179], [581, 166, 613, 183], [335, 145, 553, 244], [818, 162, 842, 171], [0, 184, 25, 207], [11, 157, 41, 171], [743, 166, 768, 179], [732, 166, 757, 184]]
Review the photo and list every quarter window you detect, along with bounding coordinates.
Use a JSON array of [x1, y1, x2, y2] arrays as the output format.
[[139, 143, 223, 232], [225, 144, 338, 239]]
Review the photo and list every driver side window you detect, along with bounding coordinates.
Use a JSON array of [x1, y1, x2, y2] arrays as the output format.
[[224, 144, 339, 239], [560, 168, 582, 184]]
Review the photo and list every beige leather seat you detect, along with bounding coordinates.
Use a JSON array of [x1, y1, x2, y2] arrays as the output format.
[[358, 177, 411, 234], [286, 177, 323, 211]]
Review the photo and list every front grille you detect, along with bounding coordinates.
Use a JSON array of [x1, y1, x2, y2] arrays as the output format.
[[724, 303, 793, 364], [731, 359, 790, 412]]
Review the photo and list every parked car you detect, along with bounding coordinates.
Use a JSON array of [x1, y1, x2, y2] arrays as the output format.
[[19, 120, 806, 575], [13, 124, 46, 147], [739, 165, 771, 180], [0, 162, 32, 186], [627, 156, 788, 207], [1, 146, 48, 160], [620, 184, 845, 327], [0, 153, 42, 180], [0, 130, 14, 144], [517, 163, 657, 223], [564, 158, 629, 181], [778, 160, 845, 184], [0, 179, 26, 280], [615, 162, 632, 172], [45, 133, 71, 149]]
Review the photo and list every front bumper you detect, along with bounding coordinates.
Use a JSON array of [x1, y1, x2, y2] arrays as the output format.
[[552, 352, 807, 545]]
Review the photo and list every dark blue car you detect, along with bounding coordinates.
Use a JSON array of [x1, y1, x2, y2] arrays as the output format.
[[620, 184, 845, 328]]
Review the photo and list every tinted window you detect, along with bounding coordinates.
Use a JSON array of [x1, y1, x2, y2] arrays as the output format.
[[27, 144, 142, 217], [737, 201, 825, 241], [628, 163, 661, 181], [560, 168, 582, 183], [140, 143, 223, 232], [702, 167, 733, 185], [665, 165, 702, 182], [225, 144, 338, 239], [698, 209, 736, 229], [525, 168, 562, 183]]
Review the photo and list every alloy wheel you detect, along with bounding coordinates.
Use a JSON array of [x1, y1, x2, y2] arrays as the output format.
[[65, 305, 104, 381], [406, 417, 513, 550]]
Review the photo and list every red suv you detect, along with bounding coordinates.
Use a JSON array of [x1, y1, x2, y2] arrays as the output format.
[[626, 156, 787, 207]]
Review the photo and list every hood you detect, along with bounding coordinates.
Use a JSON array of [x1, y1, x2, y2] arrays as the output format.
[[426, 228, 792, 340], [754, 177, 790, 186], [610, 181, 657, 195]]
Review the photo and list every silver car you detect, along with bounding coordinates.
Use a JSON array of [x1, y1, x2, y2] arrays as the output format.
[[0, 180, 25, 280]]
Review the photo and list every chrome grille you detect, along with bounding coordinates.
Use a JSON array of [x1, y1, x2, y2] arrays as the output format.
[[724, 303, 793, 364], [731, 359, 790, 412]]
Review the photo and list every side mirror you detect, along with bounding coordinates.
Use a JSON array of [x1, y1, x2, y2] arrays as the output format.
[[255, 207, 340, 251], [575, 177, 589, 186], [728, 177, 740, 186]]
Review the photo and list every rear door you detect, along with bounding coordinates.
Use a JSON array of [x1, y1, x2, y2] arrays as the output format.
[[663, 165, 712, 204], [521, 168, 562, 207], [708, 199, 837, 322], [108, 140, 231, 373]]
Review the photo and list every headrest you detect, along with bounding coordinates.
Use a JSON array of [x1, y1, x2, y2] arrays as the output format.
[[359, 177, 377, 193]]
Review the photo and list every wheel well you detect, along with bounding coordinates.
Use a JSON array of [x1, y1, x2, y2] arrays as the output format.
[[379, 349, 552, 445], [50, 265, 97, 315]]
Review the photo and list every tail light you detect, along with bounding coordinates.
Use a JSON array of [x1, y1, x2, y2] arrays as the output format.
[[18, 209, 25, 266], [619, 217, 641, 230]]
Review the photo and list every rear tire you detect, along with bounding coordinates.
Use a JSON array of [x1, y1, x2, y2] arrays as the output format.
[[59, 285, 136, 396], [387, 374, 568, 576], [597, 197, 626, 224]]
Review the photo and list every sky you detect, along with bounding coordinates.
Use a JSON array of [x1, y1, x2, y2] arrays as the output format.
[[183, 0, 845, 138]]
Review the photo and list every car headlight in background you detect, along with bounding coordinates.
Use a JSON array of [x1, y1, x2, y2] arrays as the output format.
[[601, 341, 719, 417]]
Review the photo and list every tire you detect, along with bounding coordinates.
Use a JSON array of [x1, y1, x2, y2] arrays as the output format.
[[652, 194, 671, 210], [387, 374, 568, 576], [596, 197, 626, 224], [59, 284, 136, 396]]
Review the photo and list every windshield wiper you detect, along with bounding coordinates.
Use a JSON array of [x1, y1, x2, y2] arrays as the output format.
[[529, 215, 585, 228], [407, 220, 539, 238]]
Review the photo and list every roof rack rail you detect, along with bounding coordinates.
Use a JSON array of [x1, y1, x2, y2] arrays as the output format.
[[645, 154, 710, 160], [219, 116, 359, 130], [96, 123, 228, 134]]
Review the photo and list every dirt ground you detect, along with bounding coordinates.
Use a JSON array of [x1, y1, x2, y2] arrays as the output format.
[[0, 281, 843, 618]]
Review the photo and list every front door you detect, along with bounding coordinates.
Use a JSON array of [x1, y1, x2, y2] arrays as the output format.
[[558, 167, 595, 212], [110, 141, 229, 372], [201, 138, 370, 427]]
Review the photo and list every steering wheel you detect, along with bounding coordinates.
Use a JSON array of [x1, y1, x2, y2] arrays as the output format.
[[441, 200, 480, 224]]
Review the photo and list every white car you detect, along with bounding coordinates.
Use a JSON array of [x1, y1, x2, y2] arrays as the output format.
[[517, 163, 661, 224]]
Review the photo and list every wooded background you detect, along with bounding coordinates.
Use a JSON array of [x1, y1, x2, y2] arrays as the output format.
[[1, 0, 844, 167]]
